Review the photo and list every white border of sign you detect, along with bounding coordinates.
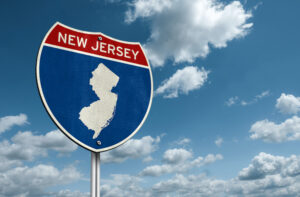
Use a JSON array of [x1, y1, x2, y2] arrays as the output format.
[[36, 22, 153, 153]]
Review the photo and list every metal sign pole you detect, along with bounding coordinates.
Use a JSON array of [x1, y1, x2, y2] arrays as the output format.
[[91, 152, 100, 197]]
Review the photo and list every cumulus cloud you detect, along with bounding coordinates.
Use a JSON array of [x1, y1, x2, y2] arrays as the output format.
[[276, 93, 300, 115], [250, 116, 300, 143], [140, 148, 222, 176], [15, 130, 78, 153], [215, 137, 223, 147], [0, 118, 81, 197], [53, 190, 89, 197], [0, 113, 28, 133], [101, 152, 300, 197], [151, 174, 226, 197], [101, 174, 147, 197], [152, 173, 300, 197], [125, 0, 171, 23], [126, 0, 252, 67], [163, 148, 192, 164], [143, 156, 153, 163], [101, 136, 160, 163], [102, 172, 300, 197], [238, 152, 300, 180], [192, 154, 223, 166], [155, 66, 209, 98], [0, 164, 81, 197], [0, 130, 77, 161], [0, 156, 22, 172]]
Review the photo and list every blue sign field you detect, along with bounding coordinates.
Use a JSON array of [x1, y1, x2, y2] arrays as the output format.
[[36, 23, 153, 152]]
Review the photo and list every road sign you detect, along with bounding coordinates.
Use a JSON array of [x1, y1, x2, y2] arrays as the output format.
[[36, 22, 153, 152]]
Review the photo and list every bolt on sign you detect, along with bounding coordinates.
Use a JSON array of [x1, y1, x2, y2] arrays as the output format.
[[36, 22, 153, 152]]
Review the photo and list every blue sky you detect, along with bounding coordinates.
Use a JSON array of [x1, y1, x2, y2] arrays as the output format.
[[1, 0, 300, 196]]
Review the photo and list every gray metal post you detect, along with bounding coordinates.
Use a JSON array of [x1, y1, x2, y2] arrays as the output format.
[[91, 152, 100, 197]]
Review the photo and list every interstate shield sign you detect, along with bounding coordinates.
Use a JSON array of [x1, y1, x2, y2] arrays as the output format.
[[36, 22, 153, 152]]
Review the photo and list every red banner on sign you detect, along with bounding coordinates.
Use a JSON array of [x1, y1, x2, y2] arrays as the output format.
[[45, 23, 148, 67]]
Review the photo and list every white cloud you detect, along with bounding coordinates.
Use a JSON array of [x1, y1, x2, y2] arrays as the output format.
[[241, 91, 270, 106], [151, 174, 226, 197], [101, 136, 160, 163], [125, 0, 172, 23], [250, 116, 300, 143], [163, 148, 192, 164], [140, 148, 222, 176], [0, 164, 81, 197], [0, 113, 28, 134], [14, 130, 77, 153], [240, 100, 248, 106], [253, 2, 263, 11], [0, 156, 22, 172], [126, 0, 252, 67], [191, 154, 223, 167], [53, 190, 89, 197], [0, 126, 81, 197], [256, 90, 270, 99], [0, 130, 77, 161], [101, 174, 147, 197], [101, 152, 300, 197], [238, 152, 300, 180], [226, 91, 270, 107], [239, 152, 285, 180], [143, 156, 153, 163], [141, 164, 173, 177], [155, 66, 209, 98], [105, 0, 122, 3], [225, 96, 239, 106], [215, 137, 223, 147], [152, 173, 300, 197], [276, 93, 300, 115], [175, 138, 191, 145], [103, 172, 300, 197]]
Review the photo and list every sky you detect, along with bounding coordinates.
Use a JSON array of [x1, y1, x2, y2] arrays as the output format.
[[1, 0, 300, 196]]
